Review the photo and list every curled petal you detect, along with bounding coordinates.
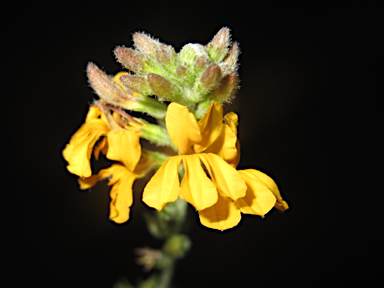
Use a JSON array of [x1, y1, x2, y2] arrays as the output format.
[[194, 102, 223, 153], [107, 165, 136, 223], [166, 102, 201, 154], [142, 156, 182, 211], [199, 193, 241, 231], [204, 123, 238, 167], [62, 107, 110, 178], [248, 170, 289, 211], [78, 164, 137, 224], [236, 170, 277, 216], [106, 130, 141, 171], [179, 155, 218, 211], [199, 153, 246, 201]]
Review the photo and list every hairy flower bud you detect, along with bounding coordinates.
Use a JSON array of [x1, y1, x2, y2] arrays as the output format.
[[114, 46, 144, 73], [178, 43, 208, 67], [120, 74, 153, 96], [194, 57, 209, 73], [211, 71, 239, 102], [205, 27, 231, 62], [156, 45, 177, 71], [223, 41, 240, 71], [87, 62, 137, 109], [147, 73, 179, 101], [133, 32, 159, 56], [199, 64, 222, 90]]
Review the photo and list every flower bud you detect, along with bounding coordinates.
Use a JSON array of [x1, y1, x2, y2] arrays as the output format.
[[211, 71, 239, 102], [194, 57, 209, 73], [205, 27, 231, 62], [147, 73, 180, 101], [119, 74, 153, 96], [114, 46, 144, 73], [178, 43, 208, 67], [163, 234, 191, 259], [133, 32, 159, 56], [156, 45, 177, 71], [86, 62, 137, 109], [223, 41, 240, 71], [199, 63, 222, 90]]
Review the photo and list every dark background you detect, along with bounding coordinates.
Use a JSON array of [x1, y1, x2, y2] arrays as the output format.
[[5, 1, 379, 287]]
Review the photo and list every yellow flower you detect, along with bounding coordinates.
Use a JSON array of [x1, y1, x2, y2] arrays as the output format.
[[198, 108, 289, 230], [143, 101, 288, 231], [78, 129, 153, 223], [62, 106, 110, 178], [142, 102, 246, 216]]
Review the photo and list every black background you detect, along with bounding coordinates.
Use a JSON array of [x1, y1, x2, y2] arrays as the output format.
[[5, 1, 379, 287]]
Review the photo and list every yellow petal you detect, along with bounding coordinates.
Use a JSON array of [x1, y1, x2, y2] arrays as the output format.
[[78, 165, 137, 223], [236, 169, 277, 216], [179, 155, 218, 211], [106, 130, 141, 171], [224, 112, 240, 167], [194, 102, 223, 153], [204, 123, 238, 167], [62, 118, 110, 177], [224, 112, 238, 135], [199, 193, 241, 231], [142, 156, 182, 211], [165, 102, 201, 154], [106, 165, 136, 224], [199, 153, 246, 200], [249, 170, 289, 211]]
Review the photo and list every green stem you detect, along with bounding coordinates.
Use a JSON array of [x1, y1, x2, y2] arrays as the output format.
[[157, 260, 174, 288]]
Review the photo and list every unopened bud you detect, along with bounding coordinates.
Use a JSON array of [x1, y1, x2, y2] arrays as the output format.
[[178, 43, 208, 67], [211, 72, 239, 102], [86, 62, 137, 109], [163, 234, 191, 259], [223, 41, 240, 71], [120, 74, 153, 95], [206, 27, 231, 62], [194, 57, 209, 73], [114, 46, 144, 73], [199, 64, 222, 90], [147, 73, 179, 101], [156, 45, 176, 70], [175, 65, 194, 87], [133, 32, 159, 56]]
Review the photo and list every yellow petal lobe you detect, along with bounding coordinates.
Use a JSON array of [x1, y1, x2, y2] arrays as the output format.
[[179, 155, 218, 211], [166, 102, 201, 154], [62, 107, 110, 178], [199, 194, 241, 231], [142, 156, 182, 211], [194, 102, 223, 153], [199, 153, 246, 200], [249, 170, 289, 211], [236, 169, 277, 216], [106, 130, 141, 171]]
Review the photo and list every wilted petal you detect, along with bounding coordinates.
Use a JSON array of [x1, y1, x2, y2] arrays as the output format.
[[142, 156, 182, 211], [194, 102, 223, 153], [179, 155, 218, 211], [166, 102, 201, 154], [106, 165, 136, 223], [236, 169, 276, 216], [106, 130, 141, 171], [199, 193, 241, 231], [78, 164, 137, 224], [199, 153, 246, 200], [62, 107, 110, 178]]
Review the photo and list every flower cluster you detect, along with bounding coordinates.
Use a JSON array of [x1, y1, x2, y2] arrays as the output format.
[[63, 28, 288, 230]]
